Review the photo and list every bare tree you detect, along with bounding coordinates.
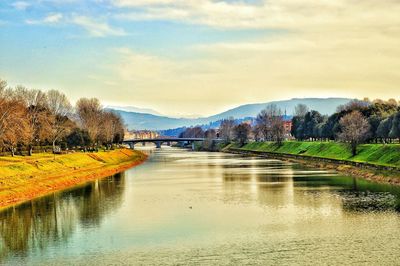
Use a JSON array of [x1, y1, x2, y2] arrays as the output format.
[[233, 123, 251, 146], [256, 104, 285, 142], [76, 98, 103, 147], [99, 111, 125, 148], [2, 102, 31, 156], [270, 115, 285, 144], [203, 129, 217, 150], [338, 111, 370, 156], [0, 84, 31, 156], [219, 117, 235, 142], [13, 87, 51, 155], [112, 114, 125, 144], [47, 90, 74, 152], [256, 109, 270, 140], [0, 81, 14, 138], [0, 79, 129, 155], [252, 124, 263, 141]]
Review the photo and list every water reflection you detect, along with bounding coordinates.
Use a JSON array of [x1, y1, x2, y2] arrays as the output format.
[[0, 148, 400, 265], [0, 172, 125, 262], [219, 156, 400, 212]]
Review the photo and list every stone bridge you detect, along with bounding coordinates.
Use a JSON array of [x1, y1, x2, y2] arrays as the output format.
[[123, 138, 208, 149]]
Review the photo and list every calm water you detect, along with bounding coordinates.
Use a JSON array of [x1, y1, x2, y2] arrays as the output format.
[[1, 147, 400, 265]]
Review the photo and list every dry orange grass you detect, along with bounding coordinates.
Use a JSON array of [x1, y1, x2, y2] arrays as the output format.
[[0, 149, 147, 210]]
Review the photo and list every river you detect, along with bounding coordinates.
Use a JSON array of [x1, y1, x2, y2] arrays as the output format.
[[1, 147, 400, 265]]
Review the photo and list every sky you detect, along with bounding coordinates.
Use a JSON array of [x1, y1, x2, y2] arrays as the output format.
[[0, 0, 399, 117]]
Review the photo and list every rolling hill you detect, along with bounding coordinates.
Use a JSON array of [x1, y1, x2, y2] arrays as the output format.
[[112, 97, 352, 131]]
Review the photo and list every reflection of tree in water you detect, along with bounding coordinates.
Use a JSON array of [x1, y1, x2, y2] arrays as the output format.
[[339, 178, 400, 212], [0, 195, 77, 261], [341, 191, 398, 212], [0, 172, 125, 262], [293, 172, 400, 212], [221, 159, 294, 206], [73, 172, 125, 227], [221, 160, 400, 212]]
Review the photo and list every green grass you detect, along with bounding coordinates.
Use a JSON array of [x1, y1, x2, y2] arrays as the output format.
[[236, 141, 400, 168]]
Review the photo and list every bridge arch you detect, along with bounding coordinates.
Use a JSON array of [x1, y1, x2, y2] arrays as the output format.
[[123, 138, 210, 150]]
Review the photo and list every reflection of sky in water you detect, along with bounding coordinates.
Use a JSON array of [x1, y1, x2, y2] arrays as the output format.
[[1, 146, 400, 265]]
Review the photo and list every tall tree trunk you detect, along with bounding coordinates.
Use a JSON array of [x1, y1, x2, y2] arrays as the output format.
[[351, 142, 357, 156], [28, 145, 33, 156], [11, 146, 14, 157]]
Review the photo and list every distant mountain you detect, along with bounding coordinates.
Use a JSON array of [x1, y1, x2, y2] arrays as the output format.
[[206, 98, 351, 121], [159, 116, 288, 137], [106, 105, 162, 116], [111, 97, 352, 131], [114, 110, 196, 131]]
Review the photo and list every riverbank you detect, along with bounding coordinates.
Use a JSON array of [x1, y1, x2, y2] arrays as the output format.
[[226, 142, 400, 185], [0, 149, 147, 210]]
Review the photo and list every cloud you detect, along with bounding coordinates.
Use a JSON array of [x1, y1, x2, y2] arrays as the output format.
[[110, 0, 400, 102], [109, 47, 240, 113], [107, 13, 400, 114], [43, 13, 63, 23], [7, 0, 400, 115], [71, 15, 127, 37], [112, 0, 400, 30], [12, 1, 30, 10], [25, 13, 126, 38], [25, 13, 63, 25], [112, 0, 177, 7]]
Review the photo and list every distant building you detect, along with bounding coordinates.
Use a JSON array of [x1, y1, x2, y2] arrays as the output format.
[[283, 120, 293, 139], [125, 130, 159, 140], [282, 113, 293, 139]]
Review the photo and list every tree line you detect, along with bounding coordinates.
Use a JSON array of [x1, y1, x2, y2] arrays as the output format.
[[179, 98, 400, 155], [291, 99, 400, 154], [179, 104, 287, 149], [0, 79, 124, 156]]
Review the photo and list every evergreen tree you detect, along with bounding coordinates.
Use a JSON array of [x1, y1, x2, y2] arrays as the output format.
[[389, 112, 400, 141], [376, 117, 393, 142]]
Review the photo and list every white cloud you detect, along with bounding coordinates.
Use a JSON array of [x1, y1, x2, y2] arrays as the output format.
[[112, 0, 178, 7], [25, 13, 63, 25], [25, 13, 126, 37], [12, 1, 30, 10], [107, 16, 400, 114], [112, 0, 400, 30], [71, 15, 126, 37], [109, 0, 400, 102], [43, 13, 63, 23], [10, 0, 400, 115], [25, 13, 126, 38]]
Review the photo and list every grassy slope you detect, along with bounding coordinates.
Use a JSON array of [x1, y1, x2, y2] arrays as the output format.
[[0, 149, 147, 209], [237, 142, 400, 168]]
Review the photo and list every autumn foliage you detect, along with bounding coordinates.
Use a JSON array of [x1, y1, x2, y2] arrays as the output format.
[[0, 79, 125, 156]]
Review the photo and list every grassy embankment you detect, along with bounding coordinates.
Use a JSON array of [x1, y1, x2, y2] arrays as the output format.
[[236, 142, 400, 167], [0, 149, 147, 209], [228, 141, 400, 184]]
